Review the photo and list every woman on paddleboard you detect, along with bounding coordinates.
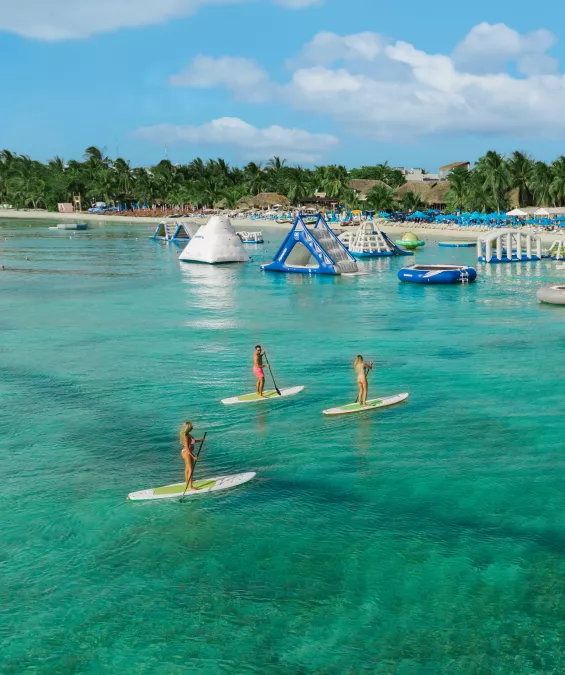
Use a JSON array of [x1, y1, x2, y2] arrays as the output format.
[[180, 422, 204, 491], [353, 355, 373, 406]]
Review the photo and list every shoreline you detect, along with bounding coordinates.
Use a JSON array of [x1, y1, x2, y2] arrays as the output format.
[[1, 209, 563, 244]]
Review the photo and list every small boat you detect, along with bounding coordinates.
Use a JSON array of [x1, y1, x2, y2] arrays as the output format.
[[398, 264, 477, 284]]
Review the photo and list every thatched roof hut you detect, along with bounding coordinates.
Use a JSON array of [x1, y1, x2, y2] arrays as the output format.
[[395, 182, 450, 208], [348, 179, 391, 199], [237, 192, 290, 209]]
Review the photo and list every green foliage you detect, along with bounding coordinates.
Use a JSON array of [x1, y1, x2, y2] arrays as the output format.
[[399, 190, 427, 212], [349, 162, 406, 188], [0, 147, 563, 213], [365, 184, 397, 212]]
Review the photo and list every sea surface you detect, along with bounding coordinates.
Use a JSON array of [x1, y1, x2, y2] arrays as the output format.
[[1, 219, 565, 674]]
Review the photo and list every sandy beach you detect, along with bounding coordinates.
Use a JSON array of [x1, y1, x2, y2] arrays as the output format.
[[0, 208, 563, 245]]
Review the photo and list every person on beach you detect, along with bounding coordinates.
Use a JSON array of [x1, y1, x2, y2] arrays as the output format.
[[179, 422, 204, 491], [353, 355, 374, 405], [253, 345, 269, 397]]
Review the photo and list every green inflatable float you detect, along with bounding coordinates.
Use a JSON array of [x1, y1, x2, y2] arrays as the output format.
[[395, 232, 425, 249]]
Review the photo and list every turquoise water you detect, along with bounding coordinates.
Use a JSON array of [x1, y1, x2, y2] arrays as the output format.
[[2, 219, 565, 674]]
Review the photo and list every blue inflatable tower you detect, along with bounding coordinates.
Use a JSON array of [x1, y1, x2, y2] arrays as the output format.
[[261, 213, 358, 275]]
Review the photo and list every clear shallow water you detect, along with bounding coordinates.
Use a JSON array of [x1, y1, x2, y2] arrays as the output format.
[[1, 219, 565, 674]]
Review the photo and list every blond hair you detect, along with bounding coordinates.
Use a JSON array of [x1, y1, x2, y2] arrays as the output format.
[[179, 421, 193, 444], [353, 355, 364, 368]]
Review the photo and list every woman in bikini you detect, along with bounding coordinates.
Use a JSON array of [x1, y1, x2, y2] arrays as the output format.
[[353, 355, 374, 405], [179, 422, 204, 491]]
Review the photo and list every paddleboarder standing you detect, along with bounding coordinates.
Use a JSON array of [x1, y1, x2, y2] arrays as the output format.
[[253, 345, 270, 398], [179, 422, 205, 491], [353, 355, 374, 406]]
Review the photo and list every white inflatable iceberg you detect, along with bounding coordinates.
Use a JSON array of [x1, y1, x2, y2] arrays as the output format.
[[179, 215, 249, 264]]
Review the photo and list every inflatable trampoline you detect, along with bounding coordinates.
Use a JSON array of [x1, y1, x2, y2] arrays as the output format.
[[398, 264, 477, 284], [537, 285, 565, 305]]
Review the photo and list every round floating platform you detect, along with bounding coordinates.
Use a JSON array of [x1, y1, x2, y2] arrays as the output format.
[[438, 241, 475, 248], [537, 285, 565, 305], [398, 264, 477, 284]]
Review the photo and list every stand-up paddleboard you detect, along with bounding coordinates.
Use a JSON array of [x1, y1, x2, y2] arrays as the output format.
[[127, 472, 256, 501], [323, 392, 409, 416], [222, 386, 305, 405]]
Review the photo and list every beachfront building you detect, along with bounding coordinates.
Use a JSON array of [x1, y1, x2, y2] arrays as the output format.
[[438, 162, 471, 179], [392, 162, 470, 184]]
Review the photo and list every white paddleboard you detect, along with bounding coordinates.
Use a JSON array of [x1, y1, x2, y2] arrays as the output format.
[[222, 386, 305, 405], [323, 392, 409, 416], [127, 472, 256, 501]]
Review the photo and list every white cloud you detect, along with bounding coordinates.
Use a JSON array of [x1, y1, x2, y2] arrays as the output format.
[[172, 23, 565, 141], [0, 0, 321, 41], [289, 31, 385, 68], [132, 117, 338, 162], [452, 22, 558, 76], [170, 56, 273, 102]]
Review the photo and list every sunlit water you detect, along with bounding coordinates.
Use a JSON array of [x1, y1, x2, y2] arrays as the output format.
[[1, 219, 565, 674]]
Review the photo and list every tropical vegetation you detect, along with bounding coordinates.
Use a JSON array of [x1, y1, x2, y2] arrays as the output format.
[[1, 147, 565, 213]]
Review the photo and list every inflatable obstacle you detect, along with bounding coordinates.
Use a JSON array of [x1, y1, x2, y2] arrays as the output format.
[[338, 220, 413, 258], [537, 285, 565, 305], [398, 264, 477, 284], [548, 240, 565, 260], [395, 233, 424, 249], [179, 215, 249, 264], [150, 220, 198, 242], [261, 213, 358, 275], [477, 230, 542, 263]]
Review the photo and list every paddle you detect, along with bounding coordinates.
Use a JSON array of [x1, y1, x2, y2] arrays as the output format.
[[180, 432, 207, 501], [263, 351, 281, 396]]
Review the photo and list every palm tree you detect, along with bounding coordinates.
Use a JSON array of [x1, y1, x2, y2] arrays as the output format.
[[243, 162, 266, 195], [365, 184, 396, 212], [445, 166, 470, 212], [507, 151, 534, 207], [399, 189, 427, 212], [530, 161, 553, 206], [475, 150, 509, 214], [284, 167, 311, 205], [550, 156, 565, 206], [318, 165, 349, 199]]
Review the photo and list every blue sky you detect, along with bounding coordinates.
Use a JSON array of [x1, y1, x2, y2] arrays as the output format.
[[1, 0, 565, 169]]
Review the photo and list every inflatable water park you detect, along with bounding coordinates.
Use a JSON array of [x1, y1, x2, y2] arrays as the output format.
[[398, 264, 477, 284], [477, 230, 542, 263], [548, 239, 565, 260], [179, 215, 249, 265], [261, 213, 359, 275], [395, 233, 425, 249], [237, 231, 264, 244], [338, 221, 413, 258], [151, 220, 198, 242]]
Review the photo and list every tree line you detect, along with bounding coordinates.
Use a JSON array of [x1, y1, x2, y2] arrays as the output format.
[[1, 147, 564, 213], [0, 147, 405, 212]]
